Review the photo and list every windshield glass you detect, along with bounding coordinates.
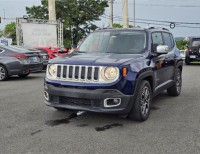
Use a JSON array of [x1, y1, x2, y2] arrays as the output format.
[[77, 30, 147, 54]]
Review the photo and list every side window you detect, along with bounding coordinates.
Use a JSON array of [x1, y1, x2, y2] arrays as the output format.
[[163, 33, 172, 49], [152, 32, 163, 52]]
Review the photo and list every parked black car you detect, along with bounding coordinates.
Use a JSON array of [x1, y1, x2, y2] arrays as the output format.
[[185, 37, 200, 65], [0, 45, 43, 81], [44, 27, 183, 121]]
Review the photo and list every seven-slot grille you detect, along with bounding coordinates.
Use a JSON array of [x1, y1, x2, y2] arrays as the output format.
[[56, 64, 100, 82]]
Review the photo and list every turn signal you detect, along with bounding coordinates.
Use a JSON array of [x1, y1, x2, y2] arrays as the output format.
[[122, 68, 128, 77]]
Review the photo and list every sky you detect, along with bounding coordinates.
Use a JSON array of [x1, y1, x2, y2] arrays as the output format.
[[0, 0, 200, 37]]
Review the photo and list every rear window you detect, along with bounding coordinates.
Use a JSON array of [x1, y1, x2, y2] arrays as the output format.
[[192, 38, 200, 47]]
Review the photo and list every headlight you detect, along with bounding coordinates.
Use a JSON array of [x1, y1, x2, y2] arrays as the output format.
[[101, 67, 118, 80], [48, 64, 57, 78]]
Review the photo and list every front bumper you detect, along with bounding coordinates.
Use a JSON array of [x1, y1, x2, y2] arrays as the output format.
[[44, 83, 134, 114]]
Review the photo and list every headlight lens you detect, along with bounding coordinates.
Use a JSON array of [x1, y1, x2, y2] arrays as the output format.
[[48, 64, 57, 77], [103, 67, 118, 80]]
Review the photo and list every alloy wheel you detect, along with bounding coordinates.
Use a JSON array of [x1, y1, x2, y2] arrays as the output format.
[[0, 66, 6, 80], [176, 70, 182, 93], [140, 86, 150, 115]]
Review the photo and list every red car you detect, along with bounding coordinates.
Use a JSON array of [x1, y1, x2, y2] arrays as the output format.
[[35, 47, 69, 59]]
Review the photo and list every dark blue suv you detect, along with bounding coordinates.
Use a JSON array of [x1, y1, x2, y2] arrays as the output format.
[[44, 27, 183, 121]]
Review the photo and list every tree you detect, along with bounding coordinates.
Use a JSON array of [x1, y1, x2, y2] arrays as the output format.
[[0, 30, 4, 37], [26, 0, 108, 47], [112, 23, 123, 28], [112, 23, 139, 28], [4, 22, 16, 45], [176, 40, 188, 50]]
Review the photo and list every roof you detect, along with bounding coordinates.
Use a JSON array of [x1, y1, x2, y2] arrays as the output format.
[[95, 27, 170, 33]]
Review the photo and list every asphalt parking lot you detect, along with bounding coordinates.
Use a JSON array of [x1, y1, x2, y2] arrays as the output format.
[[0, 64, 200, 154]]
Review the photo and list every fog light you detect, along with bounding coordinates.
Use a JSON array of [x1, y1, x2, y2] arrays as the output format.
[[104, 98, 121, 108], [44, 91, 49, 101]]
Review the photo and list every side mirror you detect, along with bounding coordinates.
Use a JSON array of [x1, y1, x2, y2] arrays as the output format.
[[156, 45, 169, 54]]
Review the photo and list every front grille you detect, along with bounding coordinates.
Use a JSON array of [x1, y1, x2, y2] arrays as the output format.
[[59, 96, 101, 107], [56, 64, 100, 83]]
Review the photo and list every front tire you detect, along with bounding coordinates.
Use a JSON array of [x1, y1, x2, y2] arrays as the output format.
[[128, 80, 152, 121], [0, 65, 8, 81], [167, 68, 182, 96]]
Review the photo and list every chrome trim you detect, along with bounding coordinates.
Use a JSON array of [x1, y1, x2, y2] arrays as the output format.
[[154, 80, 174, 92], [67, 65, 70, 79], [85, 66, 88, 81], [92, 67, 94, 81], [44, 91, 49, 101], [104, 98, 121, 108], [72, 65, 76, 80]]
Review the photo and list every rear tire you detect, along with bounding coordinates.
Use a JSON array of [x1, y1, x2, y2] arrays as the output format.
[[167, 68, 182, 96], [0, 65, 8, 81], [185, 56, 190, 65], [128, 80, 152, 121]]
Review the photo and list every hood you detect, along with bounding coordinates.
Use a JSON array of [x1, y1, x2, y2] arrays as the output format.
[[49, 53, 144, 67]]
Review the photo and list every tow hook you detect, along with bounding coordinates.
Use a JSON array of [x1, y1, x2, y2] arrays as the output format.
[[67, 111, 86, 119], [76, 111, 86, 116]]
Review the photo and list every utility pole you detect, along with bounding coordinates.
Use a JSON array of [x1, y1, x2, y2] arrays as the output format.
[[133, 0, 135, 27], [48, 0, 56, 21], [122, 0, 128, 28], [109, 0, 113, 28]]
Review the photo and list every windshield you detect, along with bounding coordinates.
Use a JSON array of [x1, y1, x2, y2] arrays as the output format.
[[77, 30, 147, 54]]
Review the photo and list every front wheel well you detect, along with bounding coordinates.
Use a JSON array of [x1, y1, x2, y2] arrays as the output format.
[[0, 63, 8, 72], [142, 76, 153, 91]]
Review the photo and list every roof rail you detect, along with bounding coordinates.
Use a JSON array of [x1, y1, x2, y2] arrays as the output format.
[[147, 27, 169, 31]]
